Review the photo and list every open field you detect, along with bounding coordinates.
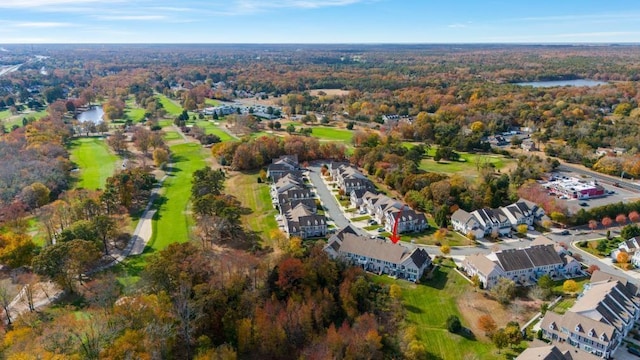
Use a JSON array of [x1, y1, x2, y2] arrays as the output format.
[[69, 137, 119, 190], [205, 98, 220, 106], [2, 109, 48, 131], [125, 97, 146, 123], [194, 120, 236, 141], [156, 94, 184, 116], [163, 130, 182, 141], [420, 149, 514, 175], [374, 262, 503, 360], [226, 171, 279, 245], [308, 126, 353, 142], [309, 89, 350, 97], [147, 142, 208, 252]]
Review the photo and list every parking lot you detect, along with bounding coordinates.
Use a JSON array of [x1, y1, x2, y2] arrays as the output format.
[[544, 169, 640, 214]]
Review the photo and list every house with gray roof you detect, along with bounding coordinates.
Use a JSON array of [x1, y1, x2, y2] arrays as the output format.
[[324, 230, 431, 282], [516, 345, 579, 360], [540, 271, 640, 358], [462, 243, 581, 289], [451, 199, 545, 239], [610, 237, 640, 265], [330, 163, 375, 194], [267, 155, 300, 181], [284, 203, 327, 239]]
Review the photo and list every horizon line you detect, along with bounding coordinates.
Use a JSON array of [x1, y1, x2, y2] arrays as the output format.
[[2, 42, 640, 46]]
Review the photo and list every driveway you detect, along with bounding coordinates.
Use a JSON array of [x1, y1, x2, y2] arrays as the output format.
[[307, 163, 366, 235]]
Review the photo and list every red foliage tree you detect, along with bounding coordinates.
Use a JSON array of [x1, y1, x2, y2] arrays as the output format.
[[616, 214, 628, 227], [586, 264, 600, 274], [588, 219, 598, 232], [276, 258, 305, 292], [601, 216, 613, 228], [629, 211, 640, 223]]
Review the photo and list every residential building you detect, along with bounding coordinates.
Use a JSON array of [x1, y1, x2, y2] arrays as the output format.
[[516, 344, 600, 360], [521, 139, 537, 152], [545, 177, 605, 199], [284, 203, 327, 239], [383, 208, 429, 233], [330, 163, 374, 194], [324, 228, 431, 282], [267, 155, 300, 181], [610, 237, 640, 265], [462, 243, 581, 289], [540, 272, 640, 358], [451, 199, 545, 239]]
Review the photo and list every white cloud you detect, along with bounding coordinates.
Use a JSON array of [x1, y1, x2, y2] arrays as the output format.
[[0, 0, 116, 8], [14, 22, 74, 28], [233, 0, 368, 12], [448, 23, 467, 28], [96, 15, 167, 21]]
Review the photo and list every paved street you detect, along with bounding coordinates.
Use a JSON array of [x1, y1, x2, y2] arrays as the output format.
[[307, 163, 364, 234]]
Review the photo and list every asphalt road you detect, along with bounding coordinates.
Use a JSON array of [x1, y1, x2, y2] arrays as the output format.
[[307, 163, 359, 233], [558, 163, 640, 192]]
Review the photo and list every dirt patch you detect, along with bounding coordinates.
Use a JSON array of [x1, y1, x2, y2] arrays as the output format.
[[457, 289, 541, 339], [309, 89, 350, 97]]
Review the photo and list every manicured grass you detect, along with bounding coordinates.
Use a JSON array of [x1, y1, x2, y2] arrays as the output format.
[[351, 215, 372, 222], [147, 142, 208, 252], [551, 277, 589, 295], [156, 94, 184, 116], [226, 171, 279, 244], [205, 98, 220, 106], [363, 225, 381, 231], [0, 109, 12, 120], [552, 298, 574, 315], [163, 131, 182, 141], [420, 150, 513, 174], [125, 97, 146, 123], [401, 218, 475, 246], [194, 120, 236, 141], [374, 262, 499, 360], [308, 126, 353, 142], [159, 119, 173, 128], [69, 137, 119, 190], [577, 238, 618, 258]]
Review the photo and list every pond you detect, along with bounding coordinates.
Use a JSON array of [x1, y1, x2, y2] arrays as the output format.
[[514, 79, 608, 88], [77, 106, 104, 123]]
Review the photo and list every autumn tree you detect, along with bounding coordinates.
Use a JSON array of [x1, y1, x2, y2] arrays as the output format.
[[562, 279, 579, 294], [32, 239, 102, 292], [153, 148, 170, 168], [478, 314, 497, 337], [629, 211, 640, 223], [492, 329, 508, 354], [616, 213, 628, 227], [516, 224, 528, 235], [601, 216, 613, 229], [440, 244, 451, 256], [588, 219, 598, 232], [586, 264, 600, 274], [617, 251, 630, 265], [107, 129, 128, 155], [0, 232, 37, 268], [491, 278, 516, 305]]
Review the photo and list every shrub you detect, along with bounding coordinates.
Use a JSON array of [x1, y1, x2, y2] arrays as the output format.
[[446, 315, 462, 333]]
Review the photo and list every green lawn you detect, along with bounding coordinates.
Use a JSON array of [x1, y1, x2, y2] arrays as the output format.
[[194, 120, 236, 141], [156, 94, 184, 116], [308, 126, 353, 142], [125, 97, 146, 123], [147, 142, 208, 252], [163, 131, 182, 141], [0, 109, 12, 120], [69, 137, 119, 190], [420, 149, 513, 174], [374, 262, 499, 360], [205, 98, 220, 106], [226, 171, 279, 244], [401, 218, 475, 246], [577, 238, 618, 258]]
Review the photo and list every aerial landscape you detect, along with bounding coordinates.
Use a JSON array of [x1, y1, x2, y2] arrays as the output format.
[[2, 1, 640, 359]]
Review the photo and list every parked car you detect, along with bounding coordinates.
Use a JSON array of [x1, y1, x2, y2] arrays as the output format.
[[579, 202, 588, 207], [368, 220, 378, 225], [628, 346, 640, 356], [377, 227, 385, 232]]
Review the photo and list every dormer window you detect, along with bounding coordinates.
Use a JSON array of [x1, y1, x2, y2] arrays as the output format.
[[549, 323, 556, 330], [589, 329, 595, 337], [600, 334, 606, 341], [575, 325, 581, 332]]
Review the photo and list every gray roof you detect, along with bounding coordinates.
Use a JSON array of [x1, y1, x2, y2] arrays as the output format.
[[516, 345, 572, 360], [495, 244, 562, 272], [338, 233, 430, 268]]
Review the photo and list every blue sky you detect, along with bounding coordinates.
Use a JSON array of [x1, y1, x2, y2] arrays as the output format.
[[0, 0, 639, 43]]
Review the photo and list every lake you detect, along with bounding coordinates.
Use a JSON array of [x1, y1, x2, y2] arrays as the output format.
[[514, 79, 608, 88], [77, 106, 104, 123]]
